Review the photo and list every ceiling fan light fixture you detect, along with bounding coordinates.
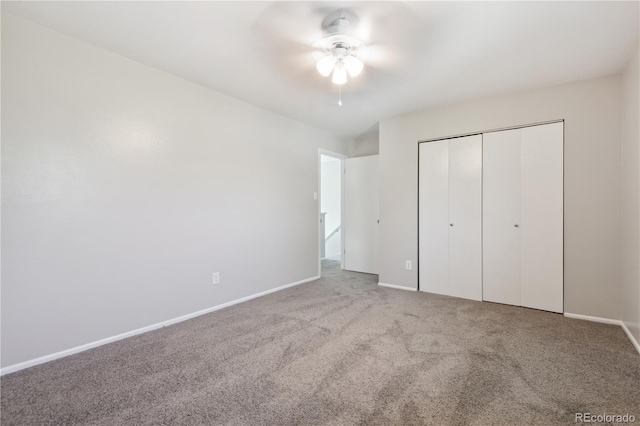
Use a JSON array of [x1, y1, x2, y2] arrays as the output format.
[[332, 60, 347, 85], [317, 55, 337, 77], [344, 55, 364, 77], [314, 13, 367, 103]]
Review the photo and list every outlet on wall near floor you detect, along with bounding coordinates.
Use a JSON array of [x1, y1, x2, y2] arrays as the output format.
[[405, 261, 412, 270], [212, 272, 220, 285]]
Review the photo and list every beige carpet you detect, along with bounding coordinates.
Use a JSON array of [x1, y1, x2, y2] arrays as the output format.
[[2, 259, 639, 425]]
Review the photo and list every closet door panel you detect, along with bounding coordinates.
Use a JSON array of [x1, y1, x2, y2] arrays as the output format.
[[520, 123, 564, 313], [448, 135, 482, 301], [483, 129, 521, 306], [419, 141, 449, 295]]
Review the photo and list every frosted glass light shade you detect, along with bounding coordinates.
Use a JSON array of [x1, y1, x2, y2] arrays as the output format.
[[316, 55, 337, 77], [332, 61, 347, 85], [344, 55, 364, 77]]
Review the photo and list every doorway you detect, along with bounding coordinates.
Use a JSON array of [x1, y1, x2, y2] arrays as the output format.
[[319, 150, 346, 275]]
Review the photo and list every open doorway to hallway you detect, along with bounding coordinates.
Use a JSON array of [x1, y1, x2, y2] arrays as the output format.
[[319, 151, 345, 275]]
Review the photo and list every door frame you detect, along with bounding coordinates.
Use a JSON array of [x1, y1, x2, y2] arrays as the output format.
[[318, 149, 348, 276]]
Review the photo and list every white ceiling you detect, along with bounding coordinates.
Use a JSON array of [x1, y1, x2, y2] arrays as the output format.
[[3, 1, 638, 140]]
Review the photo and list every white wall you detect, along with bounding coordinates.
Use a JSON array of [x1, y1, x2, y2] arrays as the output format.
[[1, 15, 347, 368], [321, 157, 341, 258], [380, 75, 622, 320], [622, 45, 640, 346], [349, 134, 379, 158]]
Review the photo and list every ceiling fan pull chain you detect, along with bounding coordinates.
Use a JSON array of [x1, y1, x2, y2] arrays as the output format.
[[338, 85, 343, 106]]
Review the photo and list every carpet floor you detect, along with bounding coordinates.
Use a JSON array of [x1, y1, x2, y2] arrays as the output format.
[[2, 260, 639, 425]]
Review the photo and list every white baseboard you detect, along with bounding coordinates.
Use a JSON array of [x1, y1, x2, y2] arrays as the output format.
[[621, 322, 640, 355], [0, 275, 320, 376], [563, 312, 622, 326], [378, 282, 417, 291], [564, 312, 640, 355]]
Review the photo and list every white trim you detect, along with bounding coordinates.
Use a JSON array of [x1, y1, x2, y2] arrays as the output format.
[[563, 312, 622, 325], [564, 312, 640, 355], [378, 282, 417, 291], [621, 322, 640, 355], [340, 157, 345, 271], [0, 275, 320, 376], [318, 149, 348, 160]]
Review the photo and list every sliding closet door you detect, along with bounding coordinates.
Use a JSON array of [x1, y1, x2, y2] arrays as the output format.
[[419, 140, 449, 296], [483, 129, 521, 306], [520, 123, 563, 313], [448, 135, 482, 301]]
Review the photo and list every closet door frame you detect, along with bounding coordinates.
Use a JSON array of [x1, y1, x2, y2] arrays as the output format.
[[417, 119, 564, 313]]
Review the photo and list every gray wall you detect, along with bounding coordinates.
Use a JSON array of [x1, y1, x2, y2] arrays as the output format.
[[379, 75, 622, 320], [1, 15, 347, 367], [349, 134, 379, 158], [622, 45, 640, 345]]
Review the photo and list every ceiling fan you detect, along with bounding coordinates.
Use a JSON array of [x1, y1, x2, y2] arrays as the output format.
[[252, 2, 422, 106], [313, 13, 365, 84], [311, 11, 368, 105]]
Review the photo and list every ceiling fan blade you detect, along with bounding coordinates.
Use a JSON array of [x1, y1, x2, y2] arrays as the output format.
[[252, 2, 330, 48], [356, 44, 407, 70]]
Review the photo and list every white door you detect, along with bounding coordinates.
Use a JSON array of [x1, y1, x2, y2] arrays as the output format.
[[419, 140, 449, 295], [419, 135, 482, 300], [483, 122, 563, 313], [448, 135, 482, 301], [483, 129, 521, 306], [520, 123, 563, 313], [344, 155, 379, 274]]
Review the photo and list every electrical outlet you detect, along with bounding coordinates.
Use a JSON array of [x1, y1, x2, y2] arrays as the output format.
[[212, 272, 220, 285], [314, 192, 318, 200], [405, 261, 412, 271]]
